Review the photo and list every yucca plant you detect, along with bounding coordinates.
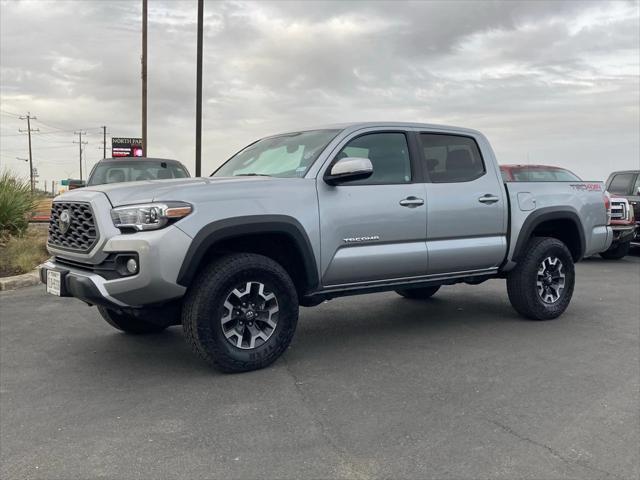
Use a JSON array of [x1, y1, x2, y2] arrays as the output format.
[[0, 170, 38, 236]]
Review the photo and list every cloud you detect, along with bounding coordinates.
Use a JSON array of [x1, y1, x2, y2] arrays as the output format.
[[1, 0, 638, 183]]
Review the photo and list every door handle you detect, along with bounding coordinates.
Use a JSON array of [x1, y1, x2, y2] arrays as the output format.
[[478, 194, 499, 204], [399, 196, 424, 208]]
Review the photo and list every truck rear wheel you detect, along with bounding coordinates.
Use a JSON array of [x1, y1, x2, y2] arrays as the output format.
[[97, 306, 169, 334], [182, 253, 298, 373], [599, 241, 630, 260], [396, 286, 440, 299], [507, 237, 575, 320]]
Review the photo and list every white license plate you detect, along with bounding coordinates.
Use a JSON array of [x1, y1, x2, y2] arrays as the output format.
[[46, 270, 61, 296]]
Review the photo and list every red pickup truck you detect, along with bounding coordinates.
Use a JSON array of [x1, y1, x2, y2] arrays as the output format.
[[602, 170, 639, 259]]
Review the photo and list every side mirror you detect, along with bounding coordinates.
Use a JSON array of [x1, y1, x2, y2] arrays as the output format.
[[324, 157, 373, 186]]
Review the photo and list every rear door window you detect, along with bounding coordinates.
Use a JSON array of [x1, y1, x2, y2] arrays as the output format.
[[420, 134, 485, 183]]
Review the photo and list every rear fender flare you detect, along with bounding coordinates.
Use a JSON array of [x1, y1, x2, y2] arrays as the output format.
[[512, 207, 585, 262]]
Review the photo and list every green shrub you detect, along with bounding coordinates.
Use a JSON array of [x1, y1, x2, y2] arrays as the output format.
[[0, 170, 38, 235]]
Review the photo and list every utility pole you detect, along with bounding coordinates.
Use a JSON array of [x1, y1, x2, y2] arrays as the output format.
[[19, 112, 39, 192], [142, 0, 148, 156], [32, 167, 39, 190], [102, 125, 108, 158], [74, 131, 88, 180], [195, 0, 204, 176]]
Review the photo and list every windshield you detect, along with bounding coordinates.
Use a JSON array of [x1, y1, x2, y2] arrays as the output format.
[[87, 161, 190, 186], [212, 129, 340, 178]]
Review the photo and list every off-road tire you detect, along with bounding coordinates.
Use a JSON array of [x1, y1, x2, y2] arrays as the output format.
[[599, 241, 630, 260], [507, 237, 575, 320], [182, 253, 298, 373], [97, 306, 168, 334], [395, 286, 441, 300]]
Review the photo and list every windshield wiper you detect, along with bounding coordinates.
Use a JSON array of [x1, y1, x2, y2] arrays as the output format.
[[235, 173, 271, 177]]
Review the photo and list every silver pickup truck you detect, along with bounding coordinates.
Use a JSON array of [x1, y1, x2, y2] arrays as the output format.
[[40, 122, 613, 372]]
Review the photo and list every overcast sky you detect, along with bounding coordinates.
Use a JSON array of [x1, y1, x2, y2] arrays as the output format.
[[1, 0, 638, 186]]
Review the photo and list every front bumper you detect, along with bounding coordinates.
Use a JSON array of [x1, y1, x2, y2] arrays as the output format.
[[39, 264, 123, 309], [40, 225, 192, 307], [610, 224, 636, 244]]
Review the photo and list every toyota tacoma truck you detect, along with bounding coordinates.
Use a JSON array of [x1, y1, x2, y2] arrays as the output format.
[[40, 122, 613, 372]]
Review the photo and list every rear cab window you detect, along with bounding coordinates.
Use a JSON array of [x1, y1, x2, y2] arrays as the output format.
[[511, 169, 580, 182], [88, 161, 189, 186]]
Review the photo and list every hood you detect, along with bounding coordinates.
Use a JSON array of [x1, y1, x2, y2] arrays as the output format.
[[72, 176, 275, 206]]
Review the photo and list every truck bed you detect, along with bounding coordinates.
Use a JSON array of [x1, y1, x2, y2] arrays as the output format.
[[503, 181, 611, 269]]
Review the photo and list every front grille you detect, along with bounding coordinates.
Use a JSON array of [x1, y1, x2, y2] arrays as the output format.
[[48, 202, 98, 252], [611, 200, 628, 221]]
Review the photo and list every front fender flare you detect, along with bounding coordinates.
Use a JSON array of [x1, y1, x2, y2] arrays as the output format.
[[176, 215, 319, 290]]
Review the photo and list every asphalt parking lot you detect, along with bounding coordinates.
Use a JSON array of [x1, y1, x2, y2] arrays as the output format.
[[1, 252, 638, 480]]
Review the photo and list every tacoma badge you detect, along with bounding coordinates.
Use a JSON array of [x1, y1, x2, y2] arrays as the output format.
[[343, 235, 380, 243]]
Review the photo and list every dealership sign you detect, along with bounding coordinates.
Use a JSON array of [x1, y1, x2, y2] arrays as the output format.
[[112, 137, 144, 157]]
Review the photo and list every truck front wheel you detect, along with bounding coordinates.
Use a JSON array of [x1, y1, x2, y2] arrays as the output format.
[[507, 237, 575, 320], [182, 253, 299, 373], [97, 306, 169, 334]]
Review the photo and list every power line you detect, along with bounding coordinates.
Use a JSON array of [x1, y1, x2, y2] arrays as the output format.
[[33, 118, 73, 131], [36, 128, 99, 136], [2, 126, 102, 137], [34, 118, 102, 133], [1, 128, 75, 137], [32, 136, 75, 145], [0, 109, 21, 118], [0, 144, 75, 152]]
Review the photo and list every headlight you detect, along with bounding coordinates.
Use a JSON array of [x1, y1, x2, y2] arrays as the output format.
[[111, 202, 192, 231]]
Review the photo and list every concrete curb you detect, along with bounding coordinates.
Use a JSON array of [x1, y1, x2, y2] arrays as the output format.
[[0, 269, 41, 291]]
